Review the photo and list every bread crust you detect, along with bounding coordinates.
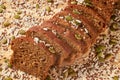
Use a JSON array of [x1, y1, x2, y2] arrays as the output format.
[[10, 37, 55, 79]]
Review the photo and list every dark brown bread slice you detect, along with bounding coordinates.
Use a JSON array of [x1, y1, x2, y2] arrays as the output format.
[[10, 37, 55, 79], [63, 6, 99, 43], [38, 20, 81, 66], [64, 4, 107, 33], [52, 10, 98, 44], [87, 0, 118, 22], [26, 27, 75, 67]]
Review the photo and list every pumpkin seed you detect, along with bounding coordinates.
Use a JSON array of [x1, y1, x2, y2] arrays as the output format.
[[17, 11, 22, 14], [95, 45, 105, 53], [84, 0, 91, 3], [0, 8, 3, 13], [11, 36, 15, 40], [65, 15, 73, 21], [46, 6, 51, 12], [68, 68, 77, 77], [48, 47, 56, 53], [109, 39, 117, 45], [8, 63, 12, 68], [96, 52, 103, 57], [4, 77, 12, 80], [0, 4, 6, 9], [36, 4, 39, 9], [75, 34, 82, 40], [3, 22, 11, 27], [1, 38, 7, 44], [105, 54, 113, 61], [63, 71, 68, 78], [84, 0, 93, 7], [4, 59, 9, 63], [18, 29, 26, 35], [73, 9, 81, 14], [98, 57, 105, 62], [47, 0, 53, 3], [113, 76, 119, 80], [14, 14, 20, 19], [0, 67, 2, 71]]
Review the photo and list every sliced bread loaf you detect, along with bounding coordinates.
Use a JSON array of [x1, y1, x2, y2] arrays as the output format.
[[45, 11, 93, 64], [26, 27, 76, 67]]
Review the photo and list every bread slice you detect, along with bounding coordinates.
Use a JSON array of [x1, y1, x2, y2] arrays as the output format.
[[52, 10, 98, 44], [10, 37, 55, 79], [26, 27, 75, 67], [65, 4, 107, 33], [87, 0, 118, 22]]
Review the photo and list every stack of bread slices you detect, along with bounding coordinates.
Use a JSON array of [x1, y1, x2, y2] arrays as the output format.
[[10, 0, 118, 79]]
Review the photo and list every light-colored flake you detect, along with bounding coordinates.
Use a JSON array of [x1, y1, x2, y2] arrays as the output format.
[[34, 37, 39, 44]]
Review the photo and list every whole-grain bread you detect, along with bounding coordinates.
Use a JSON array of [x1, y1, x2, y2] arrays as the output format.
[[26, 27, 76, 67], [10, 0, 118, 79], [10, 37, 55, 80]]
